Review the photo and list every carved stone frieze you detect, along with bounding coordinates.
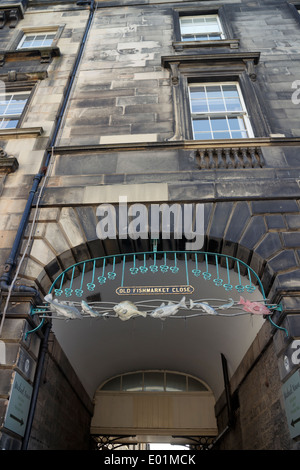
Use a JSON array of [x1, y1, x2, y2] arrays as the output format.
[[0, 147, 19, 173], [0, 48, 60, 66], [0, 1, 26, 29]]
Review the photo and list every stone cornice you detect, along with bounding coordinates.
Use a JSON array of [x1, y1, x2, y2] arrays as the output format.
[[162, 51, 260, 82], [0, 127, 43, 139], [161, 51, 261, 67], [51, 137, 300, 155]]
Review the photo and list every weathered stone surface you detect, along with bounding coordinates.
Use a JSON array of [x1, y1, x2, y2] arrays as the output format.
[[1, 0, 300, 451]]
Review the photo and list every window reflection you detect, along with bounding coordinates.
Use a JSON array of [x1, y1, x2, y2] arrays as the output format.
[[166, 373, 187, 391], [144, 372, 164, 392], [188, 377, 208, 392], [122, 373, 143, 391], [100, 371, 209, 393], [101, 376, 120, 391]]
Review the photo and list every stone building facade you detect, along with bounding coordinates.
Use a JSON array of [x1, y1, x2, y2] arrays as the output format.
[[0, 0, 300, 450]]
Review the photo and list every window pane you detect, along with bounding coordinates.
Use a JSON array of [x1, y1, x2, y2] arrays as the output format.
[[7, 104, 25, 114], [193, 18, 205, 24], [206, 85, 222, 97], [191, 101, 208, 113], [180, 15, 222, 41], [208, 99, 226, 112], [0, 118, 18, 129], [213, 131, 231, 139], [122, 373, 143, 391], [144, 372, 164, 391], [228, 116, 246, 130], [193, 118, 210, 132], [225, 98, 243, 112], [189, 83, 252, 140], [222, 85, 239, 97], [14, 93, 30, 101], [19, 32, 55, 49], [231, 130, 248, 138], [0, 93, 29, 129], [205, 17, 219, 23], [194, 131, 213, 140], [166, 373, 187, 391], [6, 95, 28, 115], [101, 376, 120, 391], [33, 38, 46, 48], [208, 34, 222, 40], [190, 86, 206, 99], [200, 24, 220, 33], [210, 117, 228, 131], [24, 35, 36, 41], [188, 377, 208, 392], [180, 18, 193, 24]]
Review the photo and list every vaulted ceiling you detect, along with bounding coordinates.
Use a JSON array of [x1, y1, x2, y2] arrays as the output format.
[[51, 256, 265, 400]]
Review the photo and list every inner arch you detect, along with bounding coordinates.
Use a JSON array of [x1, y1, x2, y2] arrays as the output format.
[[44, 251, 267, 401]]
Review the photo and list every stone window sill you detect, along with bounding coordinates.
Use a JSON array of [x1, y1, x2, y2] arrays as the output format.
[[0, 47, 60, 66], [173, 39, 239, 51], [0, 127, 43, 139]]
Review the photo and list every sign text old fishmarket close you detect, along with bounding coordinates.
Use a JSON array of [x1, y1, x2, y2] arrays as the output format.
[[116, 285, 195, 295]]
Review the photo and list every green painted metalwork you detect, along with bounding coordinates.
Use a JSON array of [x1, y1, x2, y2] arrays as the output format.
[[26, 250, 288, 338], [48, 251, 262, 298]]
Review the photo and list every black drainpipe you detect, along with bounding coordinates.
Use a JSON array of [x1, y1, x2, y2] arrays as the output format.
[[0, 0, 97, 449]]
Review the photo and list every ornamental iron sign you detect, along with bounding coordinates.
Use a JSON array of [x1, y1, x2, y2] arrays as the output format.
[[28, 250, 285, 338]]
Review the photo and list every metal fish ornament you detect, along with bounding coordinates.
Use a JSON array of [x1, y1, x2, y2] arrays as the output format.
[[218, 298, 235, 310], [151, 296, 186, 320], [189, 299, 218, 315], [44, 294, 83, 320], [238, 296, 271, 315], [113, 301, 147, 321], [81, 300, 101, 317]]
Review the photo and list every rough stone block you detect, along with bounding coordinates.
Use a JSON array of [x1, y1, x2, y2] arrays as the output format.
[[251, 200, 299, 214], [265, 215, 286, 230], [240, 216, 266, 250], [0, 369, 14, 396], [282, 232, 300, 248], [44, 222, 70, 254], [268, 250, 299, 273]]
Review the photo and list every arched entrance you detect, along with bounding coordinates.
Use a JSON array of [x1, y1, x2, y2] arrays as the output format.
[[27, 246, 284, 449]]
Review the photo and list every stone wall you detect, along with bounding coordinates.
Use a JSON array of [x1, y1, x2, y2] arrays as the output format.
[[0, 0, 300, 450], [28, 331, 93, 450], [215, 320, 298, 450], [0, 297, 93, 450]]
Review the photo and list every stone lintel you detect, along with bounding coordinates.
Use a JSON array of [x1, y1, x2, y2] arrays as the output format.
[[0, 127, 43, 139]]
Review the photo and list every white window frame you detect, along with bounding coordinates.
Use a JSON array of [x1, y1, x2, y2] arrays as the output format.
[[179, 14, 225, 41], [0, 91, 31, 129], [188, 81, 254, 140], [17, 31, 57, 50]]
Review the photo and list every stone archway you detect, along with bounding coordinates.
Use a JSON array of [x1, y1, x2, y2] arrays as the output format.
[[22, 200, 300, 304], [18, 199, 300, 449]]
